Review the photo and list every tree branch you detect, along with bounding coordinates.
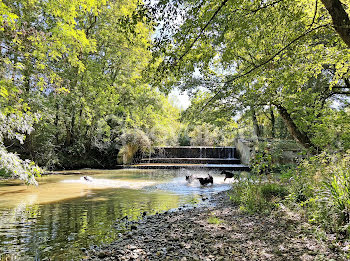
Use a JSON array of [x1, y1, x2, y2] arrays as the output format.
[[332, 91, 350, 94], [172, 0, 286, 67], [225, 24, 328, 85], [308, 0, 318, 29], [246, 0, 285, 13], [332, 85, 350, 89], [85, 15, 97, 38], [321, 0, 350, 48], [201, 24, 329, 111], [344, 78, 350, 88], [173, 0, 229, 67]]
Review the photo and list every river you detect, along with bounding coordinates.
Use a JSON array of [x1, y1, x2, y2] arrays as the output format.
[[0, 169, 232, 260]]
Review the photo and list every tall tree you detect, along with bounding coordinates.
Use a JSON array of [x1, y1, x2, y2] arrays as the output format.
[[321, 0, 350, 47], [150, 0, 350, 151]]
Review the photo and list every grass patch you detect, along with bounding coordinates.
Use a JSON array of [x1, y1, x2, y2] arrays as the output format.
[[229, 177, 288, 214], [208, 214, 224, 225], [260, 183, 289, 200], [287, 152, 350, 236]]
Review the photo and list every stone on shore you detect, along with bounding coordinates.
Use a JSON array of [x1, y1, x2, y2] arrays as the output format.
[[86, 192, 346, 260]]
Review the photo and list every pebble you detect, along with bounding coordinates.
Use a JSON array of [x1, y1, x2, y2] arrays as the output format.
[[86, 191, 345, 261], [97, 251, 108, 258]]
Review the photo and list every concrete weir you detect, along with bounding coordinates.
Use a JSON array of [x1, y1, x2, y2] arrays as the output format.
[[127, 146, 250, 171]]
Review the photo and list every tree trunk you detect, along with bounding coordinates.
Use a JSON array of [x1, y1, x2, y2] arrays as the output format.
[[64, 123, 72, 147], [251, 107, 262, 137], [275, 104, 319, 152], [54, 102, 59, 144], [270, 105, 275, 138], [321, 0, 350, 48], [64, 107, 76, 147], [64, 67, 80, 147], [70, 107, 76, 144]]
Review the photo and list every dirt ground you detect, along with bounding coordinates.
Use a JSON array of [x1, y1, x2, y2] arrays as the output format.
[[86, 192, 348, 261]]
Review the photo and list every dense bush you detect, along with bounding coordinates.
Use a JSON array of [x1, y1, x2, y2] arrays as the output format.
[[0, 146, 42, 185], [0, 112, 42, 184], [117, 129, 151, 164], [250, 140, 302, 175], [288, 152, 350, 236], [232, 150, 350, 238], [229, 176, 288, 214], [250, 142, 274, 175], [178, 127, 191, 146], [188, 123, 234, 146]]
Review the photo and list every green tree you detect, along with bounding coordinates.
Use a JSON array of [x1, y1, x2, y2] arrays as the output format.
[[0, 0, 106, 181], [151, 0, 350, 152], [1, 0, 182, 178]]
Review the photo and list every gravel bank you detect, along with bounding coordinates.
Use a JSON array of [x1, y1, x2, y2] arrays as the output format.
[[86, 191, 347, 260]]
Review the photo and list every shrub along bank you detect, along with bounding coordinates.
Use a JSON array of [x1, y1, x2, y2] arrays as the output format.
[[230, 149, 350, 250]]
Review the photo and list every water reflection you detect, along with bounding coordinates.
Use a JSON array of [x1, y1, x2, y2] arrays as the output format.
[[0, 169, 233, 260]]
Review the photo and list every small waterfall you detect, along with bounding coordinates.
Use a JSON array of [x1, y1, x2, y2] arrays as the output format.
[[132, 146, 250, 171]]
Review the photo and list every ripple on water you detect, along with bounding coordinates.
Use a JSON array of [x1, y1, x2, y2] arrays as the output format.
[[145, 175, 233, 195], [0, 169, 235, 260], [61, 177, 157, 189]]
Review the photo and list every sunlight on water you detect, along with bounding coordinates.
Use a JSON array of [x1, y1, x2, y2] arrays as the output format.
[[148, 170, 236, 196], [61, 176, 157, 189], [0, 169, 166, 208], [0, 168, 236, 260]]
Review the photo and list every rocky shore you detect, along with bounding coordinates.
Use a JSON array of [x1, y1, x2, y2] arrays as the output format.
[[86, 191, 347, 260]]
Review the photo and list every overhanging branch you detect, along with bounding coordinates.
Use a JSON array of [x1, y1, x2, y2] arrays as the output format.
[[171, 0, 286, 67], [333, 91, 350, 95], [200, 24, 329, 111], [173, 0, 229, 67], [321, 0, 350, 48]]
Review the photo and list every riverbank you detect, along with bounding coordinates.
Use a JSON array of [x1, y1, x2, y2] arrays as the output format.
[[86, 191, 348, 260]]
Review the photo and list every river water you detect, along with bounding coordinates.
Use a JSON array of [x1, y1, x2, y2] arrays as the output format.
[[0, 169, 233, 260]]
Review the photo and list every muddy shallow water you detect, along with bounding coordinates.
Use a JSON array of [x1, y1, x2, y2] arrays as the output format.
[[0, 169, 233, 260]]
